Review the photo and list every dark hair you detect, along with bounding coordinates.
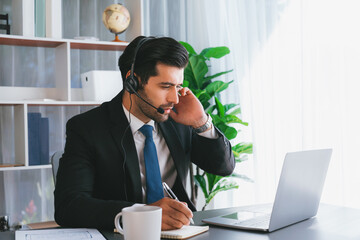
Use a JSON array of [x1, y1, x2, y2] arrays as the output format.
[[118, 36, 188, 86]]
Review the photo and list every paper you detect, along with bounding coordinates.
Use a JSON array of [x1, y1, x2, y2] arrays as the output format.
[[161, 225, 209, 239], [114, 225, 209, 239], [15, 228, 106, 240]]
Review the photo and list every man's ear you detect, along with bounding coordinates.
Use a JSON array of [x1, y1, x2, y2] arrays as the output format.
[[125, 70, 131, 79], [125, 70, 140, 80]]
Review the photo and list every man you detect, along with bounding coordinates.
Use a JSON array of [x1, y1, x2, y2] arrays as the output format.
[[54, 36, 235, 230]]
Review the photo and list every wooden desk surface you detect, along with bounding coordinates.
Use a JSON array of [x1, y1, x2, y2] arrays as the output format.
[[2, 204, 360, 240]]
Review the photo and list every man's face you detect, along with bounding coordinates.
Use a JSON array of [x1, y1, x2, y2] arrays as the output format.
[[134, 63, 184, 123]]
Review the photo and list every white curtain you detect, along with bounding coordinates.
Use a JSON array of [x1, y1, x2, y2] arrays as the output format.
[[188, 0, 360, 209]]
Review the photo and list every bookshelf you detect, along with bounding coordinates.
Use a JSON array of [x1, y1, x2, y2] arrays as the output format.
[[0, 0, 144, 227], [0, 34, 128, 171]]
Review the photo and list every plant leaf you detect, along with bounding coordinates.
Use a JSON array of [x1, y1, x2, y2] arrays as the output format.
[[194, 89, 206, 98], [183, 65, 197, 89], [224, 104, 238, 113], [207, 105, 216, 114], [202, 102, 210, 110], [229, 107, 241, 115], [206, 173, 216, 192], [204, 70, 233, 82], [205, 81, 232, 97], [206, 180, 238, 204], [222, 125, 238, 140], [215, 97, 225, 117], [189, 55, 208, 89], [179, 41, 197, 55], [182, 80, 189, 88], [225, 115, 248, 126], [230, 173, 254, 182], [212, 115, 226, 126], [200, 47, 230, 59], [197, 91, 211, 101], [206, 173, 224, 192], [232, 142, 253, 154], [215, 122, 238, 140], [194, 175, 208, 198], [235, 155, 249, 163]]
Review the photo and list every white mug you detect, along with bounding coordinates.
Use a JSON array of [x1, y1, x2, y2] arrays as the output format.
[[114, 205, 162, 240]]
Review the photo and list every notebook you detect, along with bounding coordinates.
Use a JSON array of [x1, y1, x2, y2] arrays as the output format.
[[161, 225, 209, 239], [114, 225, 209, 239], [203, 149, 332, 232]]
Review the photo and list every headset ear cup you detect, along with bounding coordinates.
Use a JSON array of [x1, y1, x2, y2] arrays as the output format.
[[125, 75, 139, 94], [124, 37, 150, 94]]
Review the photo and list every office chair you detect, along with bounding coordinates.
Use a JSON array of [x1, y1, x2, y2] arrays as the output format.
[[51, 150, 64, 184]]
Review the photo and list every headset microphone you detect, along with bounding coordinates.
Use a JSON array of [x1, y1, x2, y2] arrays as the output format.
[[126, 83, 165, 114]]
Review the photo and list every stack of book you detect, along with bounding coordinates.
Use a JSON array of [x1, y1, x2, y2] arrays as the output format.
[[12, 0, 62, 38], [28, 112, 49, 165]]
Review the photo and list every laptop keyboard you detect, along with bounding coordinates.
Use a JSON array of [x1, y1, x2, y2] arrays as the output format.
[[235, 214, 271, 228]]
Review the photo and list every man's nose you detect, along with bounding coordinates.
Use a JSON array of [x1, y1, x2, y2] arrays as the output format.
[[167, 87, 179, 104]]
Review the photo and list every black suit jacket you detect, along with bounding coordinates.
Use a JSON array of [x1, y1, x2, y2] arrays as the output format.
[[54, 91, 235, 229]]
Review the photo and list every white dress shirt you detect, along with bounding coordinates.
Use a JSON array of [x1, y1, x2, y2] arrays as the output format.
[[122, 105, 218, 202]]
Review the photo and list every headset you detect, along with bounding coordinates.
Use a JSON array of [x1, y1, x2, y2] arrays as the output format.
[[123, 37, 165, 114], [121, 37, 164, 202]]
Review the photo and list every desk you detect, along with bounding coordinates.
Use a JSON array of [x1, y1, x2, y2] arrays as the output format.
[[1, 204, 360, 240]]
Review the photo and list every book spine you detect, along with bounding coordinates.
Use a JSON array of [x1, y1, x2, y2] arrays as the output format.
[[28, 113, 41, 165], [35, 0, 46, 37], [45, 0, 62, 38], [12, 0, 35, 37], [39, 117, 49, 165]]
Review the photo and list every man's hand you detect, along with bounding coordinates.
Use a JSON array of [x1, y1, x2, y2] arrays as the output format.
[[149, 197, 193, 230], [169, 87, 207, 128]]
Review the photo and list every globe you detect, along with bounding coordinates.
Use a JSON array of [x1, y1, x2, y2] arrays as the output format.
[[102, 3, 131, 42]]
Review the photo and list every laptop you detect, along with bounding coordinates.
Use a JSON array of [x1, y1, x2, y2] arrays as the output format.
[[202, 149, 332, 232]]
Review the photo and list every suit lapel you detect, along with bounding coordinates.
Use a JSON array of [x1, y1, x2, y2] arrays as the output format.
[[108, 91, 142, 203]]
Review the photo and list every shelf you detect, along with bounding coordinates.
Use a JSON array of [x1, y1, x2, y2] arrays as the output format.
[[0, 87, 106, 104], [70, 40, 127, 51], [0, 34, 128, 51], [0, 34, 123, 173], [0, 164, 52, 172], [0, 100, 102, 106], [0, 34, 64, 48]]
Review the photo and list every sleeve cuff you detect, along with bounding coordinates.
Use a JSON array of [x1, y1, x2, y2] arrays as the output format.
[[132, 203, 146, 207], [197, 124, 218, 139]]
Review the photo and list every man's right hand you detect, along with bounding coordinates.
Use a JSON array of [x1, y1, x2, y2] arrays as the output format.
[[149, 197, 193, 230]]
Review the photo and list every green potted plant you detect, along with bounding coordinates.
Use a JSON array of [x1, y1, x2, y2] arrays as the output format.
[[180, 41, 253, 210]]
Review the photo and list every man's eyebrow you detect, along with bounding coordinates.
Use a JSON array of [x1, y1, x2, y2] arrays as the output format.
[[159, 82, 183, 87]]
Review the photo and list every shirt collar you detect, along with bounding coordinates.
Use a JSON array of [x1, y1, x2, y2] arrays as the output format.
[[122, 104, 158, 135]]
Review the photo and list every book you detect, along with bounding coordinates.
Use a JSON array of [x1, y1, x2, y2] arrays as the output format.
[[27, 220, 59, 229], [12, 0, 35, 36], [35, 0, 46, 37], [39, 117, 49, 164], [114, 225, 209, 240], [28, 112, 41, 165], [45, 0, 62, 38], [16, 228, 105, 240], [160, 225, 209, 239], [28, 113, 50, 165]]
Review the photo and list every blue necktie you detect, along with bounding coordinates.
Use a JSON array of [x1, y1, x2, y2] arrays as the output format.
[[139, 125, 164, 204]]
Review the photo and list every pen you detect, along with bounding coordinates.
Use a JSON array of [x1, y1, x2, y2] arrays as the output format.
[[162, 182, 194, 225]]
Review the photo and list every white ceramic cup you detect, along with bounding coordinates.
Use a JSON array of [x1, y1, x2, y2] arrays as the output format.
[[114, 205, 162, 240]]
